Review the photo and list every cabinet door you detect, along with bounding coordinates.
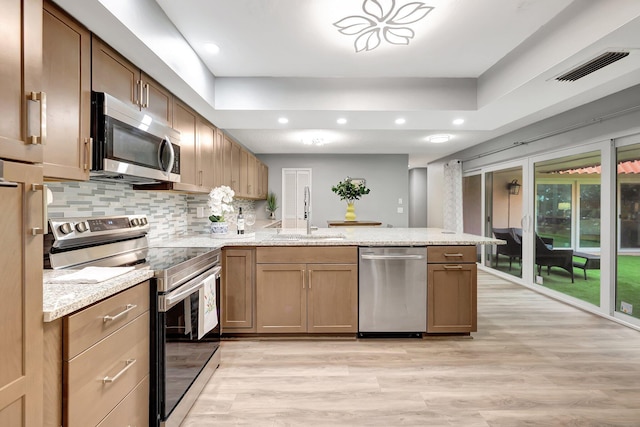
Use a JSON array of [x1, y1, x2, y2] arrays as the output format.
[[222, 249, 255, 332], [222, 135, 233, 188], [248, 154, 258, 198], [197, 117, 215, 190], [427, 264, 477, 333], [173, 100, 204, 192], [0, 161, 43, 426], [0, 0, 43, 164], [239, 149, 249, 198], [92, 37, 139, 107], [141, 72, 172, 127], [256, 264, 307, 333], [230, 141, 241, 194], [43, 2, 91, 181], [213, 128, 224, 187], [307, 264, 358, 333], [259, 162, 269, 199]]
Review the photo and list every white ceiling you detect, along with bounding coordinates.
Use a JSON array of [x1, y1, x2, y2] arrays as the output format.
[[58, 0, 640, 167]]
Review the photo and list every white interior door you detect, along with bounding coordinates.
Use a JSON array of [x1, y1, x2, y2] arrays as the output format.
[[282, 168, 311, 228]]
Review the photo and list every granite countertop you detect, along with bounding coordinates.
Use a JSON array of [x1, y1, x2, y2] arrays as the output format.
[[153, 227, 504, 248], [42, 227, 502, 322], [43, 268, 155, 322]]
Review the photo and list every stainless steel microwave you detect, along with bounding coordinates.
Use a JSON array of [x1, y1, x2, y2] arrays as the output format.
[[91, 92, 181, 184]]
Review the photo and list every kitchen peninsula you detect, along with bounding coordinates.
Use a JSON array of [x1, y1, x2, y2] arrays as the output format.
[[44, 227, 501, 331]]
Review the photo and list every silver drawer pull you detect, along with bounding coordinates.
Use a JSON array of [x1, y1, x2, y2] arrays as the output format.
[[443, 253, 464, 257], [103, 359, 136, 384], [103, 304, 137, 322], [443, 265, 463, 270]]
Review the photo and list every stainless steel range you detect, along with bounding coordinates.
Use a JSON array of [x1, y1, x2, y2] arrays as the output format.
[[46, 215, 221, 427]]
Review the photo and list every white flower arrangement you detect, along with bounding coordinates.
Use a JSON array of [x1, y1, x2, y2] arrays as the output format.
[[208, 185, 235, 222]]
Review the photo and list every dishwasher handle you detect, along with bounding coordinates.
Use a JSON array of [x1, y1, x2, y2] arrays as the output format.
[[360, 254, 425, 260]]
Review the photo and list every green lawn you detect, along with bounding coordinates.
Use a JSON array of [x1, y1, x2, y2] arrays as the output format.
[[492, 255, 640, 319]]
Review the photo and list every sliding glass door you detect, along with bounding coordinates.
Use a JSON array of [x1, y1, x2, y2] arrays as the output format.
[[531, 149, 602, 307], [615, 142, 640, 321]]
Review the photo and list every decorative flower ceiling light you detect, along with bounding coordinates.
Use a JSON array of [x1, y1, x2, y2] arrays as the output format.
[[334, 0, 434, 53]]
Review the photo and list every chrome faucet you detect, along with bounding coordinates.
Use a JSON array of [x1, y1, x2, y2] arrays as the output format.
[[303, 186, 311, 235]]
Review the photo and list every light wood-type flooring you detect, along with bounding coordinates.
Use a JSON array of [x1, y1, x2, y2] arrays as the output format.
[[182, 271, 640, 426]]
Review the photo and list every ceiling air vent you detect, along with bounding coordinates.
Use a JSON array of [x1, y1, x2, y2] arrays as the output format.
[[555, 51, 630, 82]]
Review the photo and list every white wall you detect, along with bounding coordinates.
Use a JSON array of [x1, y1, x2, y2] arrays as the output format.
[[257, 154, 409, 228]]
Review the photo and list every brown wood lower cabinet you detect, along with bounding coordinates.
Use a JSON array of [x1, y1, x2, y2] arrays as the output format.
[[221, 248, 255, 332], [255, 247, 358, 334], [43, 281, 150, 427], [427, 246, 477, 333]]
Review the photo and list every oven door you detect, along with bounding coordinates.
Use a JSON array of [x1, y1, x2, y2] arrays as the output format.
[[155, 266, 221, 426]]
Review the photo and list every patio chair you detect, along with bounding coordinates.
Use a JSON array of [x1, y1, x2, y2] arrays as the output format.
[[493, 228, 522, 270], [535, 233, 574, 283]]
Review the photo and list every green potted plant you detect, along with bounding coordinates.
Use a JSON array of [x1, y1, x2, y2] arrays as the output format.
[[331, 178, 370, 221], [266, 191, 278, 220]]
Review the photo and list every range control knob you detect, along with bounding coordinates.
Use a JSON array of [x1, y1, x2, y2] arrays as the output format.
[[75, 222, 88, 233], [59, 223, 73, 235], [140, 217, 148, 225], [130, 218, 140, 227]]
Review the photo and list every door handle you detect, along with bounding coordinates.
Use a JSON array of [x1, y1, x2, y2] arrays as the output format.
[[361, 254, 425, 260], [158, 137, 175, 177], [31, 183, 48, 235], [28, 91, 46, 145]]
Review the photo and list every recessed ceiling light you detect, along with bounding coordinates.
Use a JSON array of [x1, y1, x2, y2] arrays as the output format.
[[302, 136, 325, 146], [427, 134, 451, 143], [395, 118, 406, 125], [452, 118, 465, 125], [278, 117, 289, 124], [204, 42, 220, 54], [337, 118, 347, 125]]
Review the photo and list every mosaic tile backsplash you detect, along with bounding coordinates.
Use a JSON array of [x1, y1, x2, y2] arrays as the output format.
[[47, 181, 255, 245]]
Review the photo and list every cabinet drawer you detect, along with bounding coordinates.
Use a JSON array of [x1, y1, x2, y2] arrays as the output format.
[[427, 246, 476, 263], [65, 311, 150, 427], [64, 281, 150, 359], [257, 246, 357, 264], [97, 375, 149, 427]]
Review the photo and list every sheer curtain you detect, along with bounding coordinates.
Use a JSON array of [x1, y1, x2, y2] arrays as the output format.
[[443, 160, 463, 233]]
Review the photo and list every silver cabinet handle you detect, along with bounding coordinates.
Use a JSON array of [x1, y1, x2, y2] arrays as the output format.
[[443, 265, 463, 270], [84, 137, 92, 171], [301, 270, 305, 289], [31, 183, 48, 235], [443, 253, 464, 257], [308, 270, 312, 290], [103, 359, 136, 384], [143, 82, 150, 108], [28, 91, 47, 145], [136, 80, 143, 107], [103, 304, 137, 322], [361, 254, 425, 260]]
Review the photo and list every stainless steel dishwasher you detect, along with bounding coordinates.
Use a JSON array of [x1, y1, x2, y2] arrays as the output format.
[[358, 247, 427, 335]]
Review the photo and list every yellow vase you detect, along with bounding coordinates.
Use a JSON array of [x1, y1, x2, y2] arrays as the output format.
[[345, 201, 356, 221]]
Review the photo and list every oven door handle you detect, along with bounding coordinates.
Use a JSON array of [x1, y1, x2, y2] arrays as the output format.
[[164, 266, 221, 307]]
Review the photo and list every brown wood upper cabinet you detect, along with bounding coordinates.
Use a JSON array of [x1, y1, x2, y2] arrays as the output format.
[[0, 0, 43, 164], [172, 100, 206, 193], [427, 246, 478, 333], [92, 37, 173, 127], [255, 247, 358, 333], [42, 1, 91, 181]]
